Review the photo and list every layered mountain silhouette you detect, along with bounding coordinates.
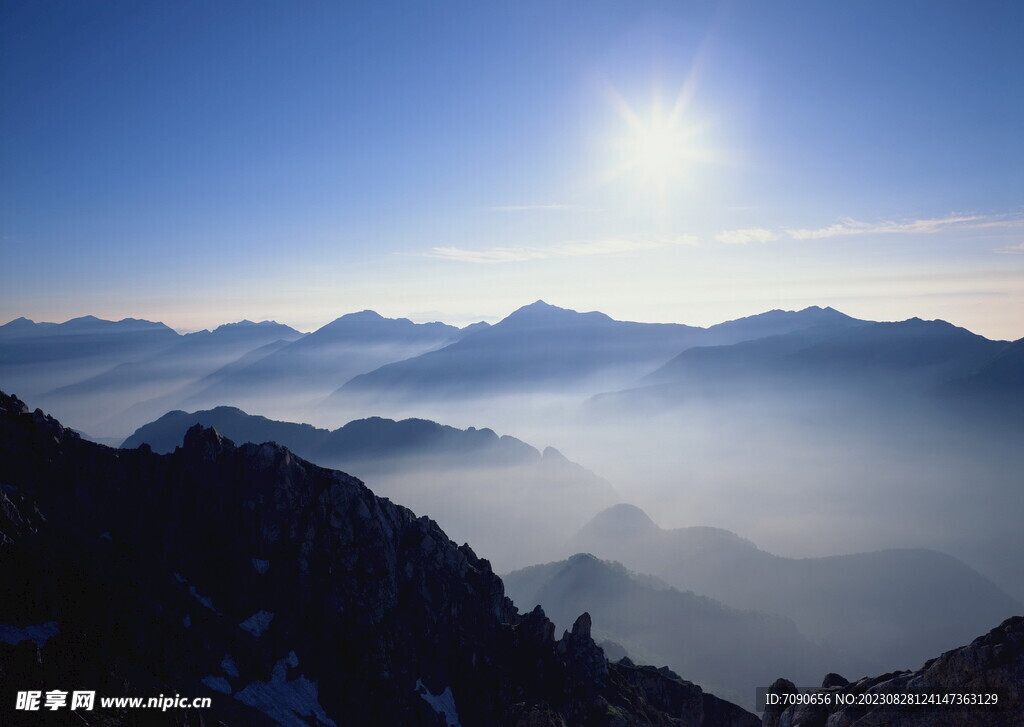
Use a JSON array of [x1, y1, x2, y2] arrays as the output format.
[[0, 315, 180, 398], [34, 320, 303, 436], [184, 311, 465, 412], [0, 312, 477, 438], [599, 317, 1013, 409], [573, 316, 1024, 604], [5, 303, 1022, 614], [938, 337, 1024, 426], [335, 301, 862, 403], [949, 336, 1024, 390], [122, 406, 617, 571], [503, 553, 845, 710], [693, 306, 863, 346], [568, 505, 1021, 678], [0, 390, 761, 727], [122, 405, 538, 465]]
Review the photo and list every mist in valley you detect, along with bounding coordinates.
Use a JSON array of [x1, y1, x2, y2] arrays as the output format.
[[5, 4, 1022, 722], [3, 302, 1022, 707]]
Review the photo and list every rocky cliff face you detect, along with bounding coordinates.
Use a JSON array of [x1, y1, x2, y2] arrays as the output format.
[[0, 391, 756, 727], [762, 616, 1023, 727]]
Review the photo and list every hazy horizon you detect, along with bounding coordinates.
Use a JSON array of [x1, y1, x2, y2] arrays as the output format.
[[3, 2, 1023, 340], [3, 299, 1022, 342]]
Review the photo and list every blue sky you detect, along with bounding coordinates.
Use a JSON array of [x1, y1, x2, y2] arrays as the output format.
[[2, 0, 1022, 337]]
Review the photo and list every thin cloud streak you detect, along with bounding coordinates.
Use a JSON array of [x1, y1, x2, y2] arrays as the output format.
[[716, 213, 1024, 245], [994, 242, 1024, 254], [488, 204, 576, 212], [428, 235, 698, 264], [715, 228, 781, 244], [787, 215, 991, 240]]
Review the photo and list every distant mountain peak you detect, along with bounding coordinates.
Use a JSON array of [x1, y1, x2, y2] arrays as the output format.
[[702, 306, 862, 340], [319, 310, 389, 328], [885, 317, 969, 334], [0, 317, 48, 334], [581, 504, 660, 535], [516, 299, 561, 313], [211, 319, 297, 333], [306, 310, 468, 341], [317, 309, 456, 332], [55, 315, 175, 333], [500, 300, 613, 327], [345, 309, 386, 320], [459, 321, 492, 338]]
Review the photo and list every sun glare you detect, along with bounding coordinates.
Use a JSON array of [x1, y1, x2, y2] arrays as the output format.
[[623, 111, 698, 183], [600, 85, 714, 209]]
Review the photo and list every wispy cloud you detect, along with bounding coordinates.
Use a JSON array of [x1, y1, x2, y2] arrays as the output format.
[[787, 215, 991, 240], [715, 228, 782, 244], [488, 204, 575, 212], [427, 235, 697, 264], [995, 242, 1024, 254], [714, 214, 1024, 245]]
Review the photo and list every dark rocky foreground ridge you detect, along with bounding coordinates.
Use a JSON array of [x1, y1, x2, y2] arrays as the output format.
[[763, 616, 1024, 727], [0, 391, 756, 726]]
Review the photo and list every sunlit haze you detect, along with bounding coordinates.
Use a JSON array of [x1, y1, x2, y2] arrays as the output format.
[[3, 6, 1024, 717], [2, 1, 1022, 338]]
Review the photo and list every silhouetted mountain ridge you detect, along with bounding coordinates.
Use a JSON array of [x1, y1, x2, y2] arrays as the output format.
[[763, 617, 1024, 727], [569, 505, 1021, 678], [183, 310, 466, 419], [504, 553, 845, 711], [123, 406, 543, 467], [121, 405, 618, 572], [337, 302, 854, 401], [637, 317, 1007, 394], [0, 390, 758, 726]]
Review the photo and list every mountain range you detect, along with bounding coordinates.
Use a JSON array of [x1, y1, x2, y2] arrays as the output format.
[[0, 311, 473, 438], [4, 302, 1021, 600], [3, 393, 1022, 725], [334, 301, 862, 405], [0, 315, 182, 399], [121, 406, 617, 572], [7, 303, 1017, 441], [615, 316, 1011, 403], [503, 553, 843, 710], [0, 390, 759, 727], [566, 504, 1021, 677], [180, 310, 466, 415]]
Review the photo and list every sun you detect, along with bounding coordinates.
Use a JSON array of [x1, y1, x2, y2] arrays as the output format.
[[622, 110, 698, 184], [599, 85, 714, 208]]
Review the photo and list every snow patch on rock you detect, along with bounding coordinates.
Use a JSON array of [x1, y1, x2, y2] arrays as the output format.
[[189, 585, 217, 612], [240, 610, 274, 637], [235, 651, 337, 727], [415, 679, 462, 727], [0, 621, 60, 647], [222, 654, 240, 677], [202, 675, 233, 695]]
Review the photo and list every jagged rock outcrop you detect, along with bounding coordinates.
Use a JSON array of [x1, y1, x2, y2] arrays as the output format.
[[0, 391, 755, 726], [763, 617, 1023, 726], [120, 407, 618, 573]]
